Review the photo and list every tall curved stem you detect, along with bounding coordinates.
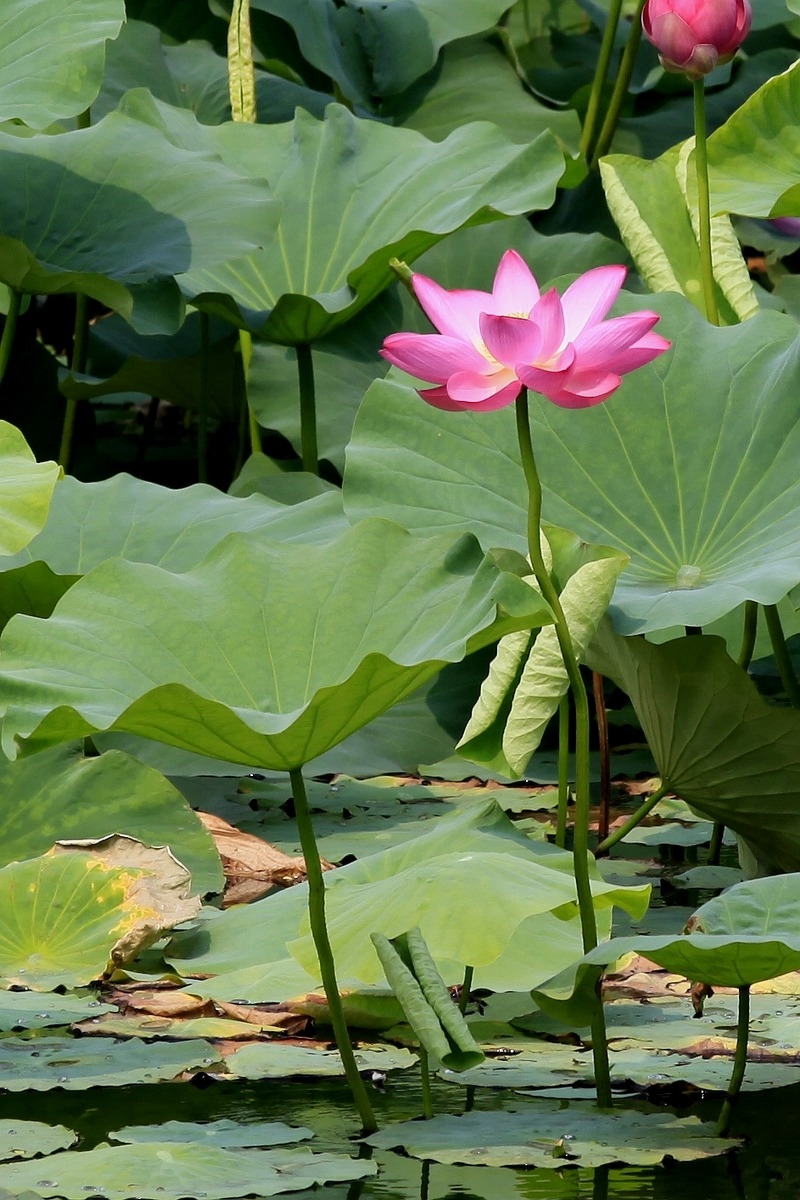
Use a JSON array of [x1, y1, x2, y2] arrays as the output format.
[[589, 0, 646, 168], [289, 767, 378, 1133], [0, 288, 21, 388], [297, 342, 319, 474], [514, 390, 612, 1107], [716, 985, 750, 1136], [580, 0, 624, 160], [692, 79, 720, 326]]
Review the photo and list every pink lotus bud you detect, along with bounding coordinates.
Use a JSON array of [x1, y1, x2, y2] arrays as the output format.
[[642, 0, 751, 79]]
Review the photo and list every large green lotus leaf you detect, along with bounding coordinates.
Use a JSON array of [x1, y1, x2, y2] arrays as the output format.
[[387, 39, 581, 154], [0, 0, 124, 126], [224, 1042, 416, 1079], [0, 1037, 216, 1089], [600, 143, 757, 324], [0, 1142, 374, 1198], [0, 992, 114, 1030], [0, 473, 345, 630], [586, 626, 800, 872], [167, 800, 647, 996], [0, 521, 551, 770], [252, 0, 512, 99], [0, 104, 276, 334], [366, 1106, 737, 1167], [0, 744, 222, 895], [708, 59, 800, 218], [111, 1120, 312, 1147], [156, 100, 566, 343], [346, 297, 800, 633], [0, 423, 59, 556], [0, 1121, 76, 1161]]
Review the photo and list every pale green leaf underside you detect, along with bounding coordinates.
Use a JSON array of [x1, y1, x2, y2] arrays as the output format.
[[0, 422, 59, 556]]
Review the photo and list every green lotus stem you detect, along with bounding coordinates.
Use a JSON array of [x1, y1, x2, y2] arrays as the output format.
[[556, 696, 570, 849], [715, 984, 750, 1136], [458, 964, 474, 1015], [692, 79, 720, 326], [595, 781, 669, 855], [297, 342, 319, 475], [228, 0, 257, 123], [289, 767, 378, 1134], [419, 1046, 434, 1119], [419, 1160, 431, 1200], [738, 600, 758, 670], [514, 389, 612, 1109], [589, 0, 646, 168], [764, 603, 800, 707], [237, 329, 261, 457], [0, 288, 21, 387], [580, 0, 625, 160], [708, 821, 724, 865], [197, 312, 210, 484], [593, 672, 611, 842], [58, 291, 90, 470]]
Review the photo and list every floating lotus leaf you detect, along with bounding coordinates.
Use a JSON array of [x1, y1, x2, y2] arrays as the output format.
[[0, 0, 124, 126], [0, 423, 59, 557], [0, 1037, 216, 1090], [0, 993, 113, 1031], [0, 1143, 374, 1198], [224, 1042, 416, 1079], [365, 1105, 738, 1167], [146, 97, 567, 343], [111, 1119, 312, 1147], [0, 744, 221, 895], [586, 627, 800, 872], [345, 297, 800, 633], [0, 520, 552, 770], [0, 845, 199, 990], [0, 102, 276, 333], [0, 1120, 76, 1162], [708, 58, 800, 217]]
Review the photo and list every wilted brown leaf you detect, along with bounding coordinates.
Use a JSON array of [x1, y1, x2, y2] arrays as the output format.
[[196, 811, 333, 906]]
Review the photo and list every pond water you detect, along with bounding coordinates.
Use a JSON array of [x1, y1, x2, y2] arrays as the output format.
[[2, 1063, 797, 1200]]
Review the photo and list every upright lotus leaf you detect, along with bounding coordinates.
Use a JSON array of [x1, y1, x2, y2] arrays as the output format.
[[346, 297, 800, 633], [586, 624, 800, 872], [252, 0, 513, 100], [0, 847, 199, 990], [0, 103, 277, 334], [708, 59, 800, 218], [0, 422, 59, 556], [0, 744, 222, 894], [151, 99, 566, 343], [0, 474, 345, 630], [459, 541, 627, 776], [600, 143, 757, 324], [0, 520, 553, 769], [0, 0, 125, 126], [534, 875, 800, 1029]]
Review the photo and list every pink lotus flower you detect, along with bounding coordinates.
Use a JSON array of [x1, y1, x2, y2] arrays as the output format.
[[642, 0, 751, 79], [380, 251, 670, 412]]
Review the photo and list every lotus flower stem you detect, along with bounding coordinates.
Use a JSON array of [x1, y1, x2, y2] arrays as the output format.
[[236, 329, 261, 457], [458, 965, 474, 1014], [58, 291, 90, 470], [197, 312, 210, 484], [593, 672, 611, 842], [289, 767, 378, 1134], [595, 780, 669, 854], [590, 0, 646, 168], [556, 697, 570, 849], [737, 601, 758, 669], [692, 80, 720, 326], [716, 984, 750, 1136], [296, 343, 320, 474], [515, 389, 612, 1108], [708, 821, 724, 865], [763, 604, 800, 707], [581, 0, 625, 160], [0, 287, 21, 388], [419, 1047, 434, 1119]]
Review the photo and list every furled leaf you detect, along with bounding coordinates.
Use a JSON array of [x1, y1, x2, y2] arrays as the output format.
[[156, 99, 566, 343], [0, 0, 125, 126], [0, 423, 59, 556], [708, 59, 800, 218], [586, 626, 800, 872], [0, 520, 552, 770], [0, 1037, 217, 1089], [0, 1120, 76, 1162], [0, 744, 222, 895], [346, 297, 800, 633], [0, 1143, 375, 1198], [0, 102, 277, 333], [365, 1105, 738, 1167]]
